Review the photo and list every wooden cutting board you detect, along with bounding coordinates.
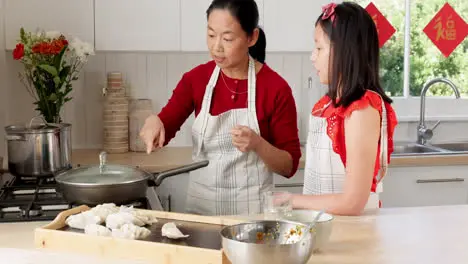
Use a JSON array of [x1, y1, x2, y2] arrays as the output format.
[[35, 205, 246, 264], [0, 247, 150, 264]]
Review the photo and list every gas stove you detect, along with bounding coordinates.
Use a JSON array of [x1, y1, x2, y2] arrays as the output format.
[[0, 172, 152, 223]]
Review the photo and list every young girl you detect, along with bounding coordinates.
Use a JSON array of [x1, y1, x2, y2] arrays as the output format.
[[290, 2, 398, 216]]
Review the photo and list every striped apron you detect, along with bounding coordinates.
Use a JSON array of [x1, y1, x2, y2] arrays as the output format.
[[303, 92, 388, 209], [185, 56, 273, 216]]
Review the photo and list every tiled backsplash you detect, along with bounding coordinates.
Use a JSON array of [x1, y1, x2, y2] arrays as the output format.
[[2, 51, 468, 155], [3, 51, 326, 149]]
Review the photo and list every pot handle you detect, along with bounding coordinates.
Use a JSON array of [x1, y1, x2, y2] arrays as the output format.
[[151, 160, 209, 186], [29, 116, 47, 127], [5, 135, 25, 141]]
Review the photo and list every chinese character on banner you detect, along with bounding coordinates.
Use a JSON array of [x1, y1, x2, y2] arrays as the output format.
[[423, 3, 468, 58], [365, 2, 396, 48]]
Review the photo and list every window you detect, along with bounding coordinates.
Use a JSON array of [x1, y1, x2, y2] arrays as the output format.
[[354, 0, 468, 98]]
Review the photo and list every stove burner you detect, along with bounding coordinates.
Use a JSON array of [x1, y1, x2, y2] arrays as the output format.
[[20, 204, 42, 217], [0, 172, 152, 223]]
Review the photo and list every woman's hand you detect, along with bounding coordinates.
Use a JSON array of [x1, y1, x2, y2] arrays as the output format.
[[139, 114, 166, 154], [231, 125, 262, 152]]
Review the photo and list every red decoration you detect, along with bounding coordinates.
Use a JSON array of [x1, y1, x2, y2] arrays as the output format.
[[423, 3, 468, 58], [365, 2, 396, 48]]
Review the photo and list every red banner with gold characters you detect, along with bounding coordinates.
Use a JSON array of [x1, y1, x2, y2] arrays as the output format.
[[365, 2, 396, 48], [423, 3, 468, 58]]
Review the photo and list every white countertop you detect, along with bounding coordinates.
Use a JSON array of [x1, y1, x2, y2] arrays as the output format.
[[0, 221, 47, 249], [3, 205, 468, 264], [0, 222, 151, 263]]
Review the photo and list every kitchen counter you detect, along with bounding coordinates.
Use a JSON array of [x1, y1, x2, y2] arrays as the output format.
[[71, 147, 468, 173], [390, 153, 468, 167], [1, 205, 468, 263], [72, 147, 197, 172], [72, 147, 308, 172]]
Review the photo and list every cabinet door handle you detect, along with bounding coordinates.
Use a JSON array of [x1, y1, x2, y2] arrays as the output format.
[[416, 178, 465, 184], [275, 183, 304, 188]]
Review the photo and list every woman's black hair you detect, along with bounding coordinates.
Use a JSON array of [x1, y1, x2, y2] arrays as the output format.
[[316, 2, 392, 107], [207, 0, 266, 63]]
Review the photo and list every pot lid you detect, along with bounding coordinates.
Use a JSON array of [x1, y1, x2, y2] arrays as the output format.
[[55, 152, 150, 185], [5, 124, 63, 134], [55, 165, 149, 185], [5, 117, 70, 134]]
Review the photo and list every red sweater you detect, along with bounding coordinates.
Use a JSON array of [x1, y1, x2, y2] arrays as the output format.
[[158, 60, 302, 177]]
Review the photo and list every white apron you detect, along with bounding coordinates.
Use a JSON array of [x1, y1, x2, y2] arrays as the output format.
[[303, 91, 388, 210], [185, 56, 274, 216]]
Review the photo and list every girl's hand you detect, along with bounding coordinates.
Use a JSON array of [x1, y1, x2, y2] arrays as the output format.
[[231, 125, 262, 152]]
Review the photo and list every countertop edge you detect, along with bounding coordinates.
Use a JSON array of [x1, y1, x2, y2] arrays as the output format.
[[3, 147, 468, 174], [69, 148, 468, 171]]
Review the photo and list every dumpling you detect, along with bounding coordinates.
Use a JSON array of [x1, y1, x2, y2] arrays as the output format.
[[161, 222, 189, 239], [134, 212, 159, 225], [90, 203, 119, 222], [120, 205, 158, 225], [111, 223, 151, 240], [105, 205, 158, 228], [105, 211, 145, 229], [84, 224, 111, 237], [118, 205, 135, 214], [66, 211, 102, 229]]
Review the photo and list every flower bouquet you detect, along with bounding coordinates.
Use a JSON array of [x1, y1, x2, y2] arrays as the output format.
[[12, 27, 94, 123]]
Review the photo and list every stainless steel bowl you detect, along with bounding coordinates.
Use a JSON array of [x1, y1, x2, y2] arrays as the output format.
[[220, 220, 316, 264]]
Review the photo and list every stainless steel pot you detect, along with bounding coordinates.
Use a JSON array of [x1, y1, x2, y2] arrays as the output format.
[[5, 117, 72, 177], [54, 151, 209, 205]]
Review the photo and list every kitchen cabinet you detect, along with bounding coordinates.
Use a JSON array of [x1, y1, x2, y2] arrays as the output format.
[[95, 0, 180, 51], [157, 169, 306, 212], [180, 0, 264, 51], [155, 172, 190, 213], [180, 0, 212, 51], [274, 169, 304, 194], [4, 0, 94, 50], [380, 166, 468, 208], [263, 0, 338, 52]]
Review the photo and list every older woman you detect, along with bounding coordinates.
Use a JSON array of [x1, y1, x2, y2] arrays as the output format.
[[140, 0, 301, 216]]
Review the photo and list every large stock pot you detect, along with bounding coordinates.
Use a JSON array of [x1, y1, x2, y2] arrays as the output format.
[[4, 117, 72, 177]]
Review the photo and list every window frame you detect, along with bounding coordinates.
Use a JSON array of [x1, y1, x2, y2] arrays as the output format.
[[347, 0, 468, 121], [393, 0, 468, 121]]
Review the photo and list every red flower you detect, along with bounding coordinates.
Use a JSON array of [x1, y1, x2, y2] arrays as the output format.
[[51, 39, 67, 54], [39, 43, 51, 54], [32, 43, 41, 53], [31, 40, 67, 55], [13, 43, 24, 60]]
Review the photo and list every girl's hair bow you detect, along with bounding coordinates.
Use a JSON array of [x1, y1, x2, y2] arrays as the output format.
[[322, 2, 337, 22]]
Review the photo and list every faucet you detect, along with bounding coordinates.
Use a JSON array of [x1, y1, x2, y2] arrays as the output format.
[[417, 77, 461, 145]]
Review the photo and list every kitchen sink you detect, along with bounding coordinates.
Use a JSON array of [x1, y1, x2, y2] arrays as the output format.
[[392, 143, 443, 156], [392, 142, 468, 156], [428, 142, 468, 153]]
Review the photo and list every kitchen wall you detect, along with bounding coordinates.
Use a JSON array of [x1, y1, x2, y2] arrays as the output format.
[[2, 50, 329, 150], [1, 0, 468, 157], [3, 49, 468, 154], [0, 3, 7, 157]]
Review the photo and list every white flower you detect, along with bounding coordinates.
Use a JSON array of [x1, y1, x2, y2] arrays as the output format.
[[45, 31, 62, 39], [69, 37, 95, 61]]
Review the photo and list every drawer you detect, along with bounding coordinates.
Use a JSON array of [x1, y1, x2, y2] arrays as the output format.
[[380, 166, 468, 208]]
